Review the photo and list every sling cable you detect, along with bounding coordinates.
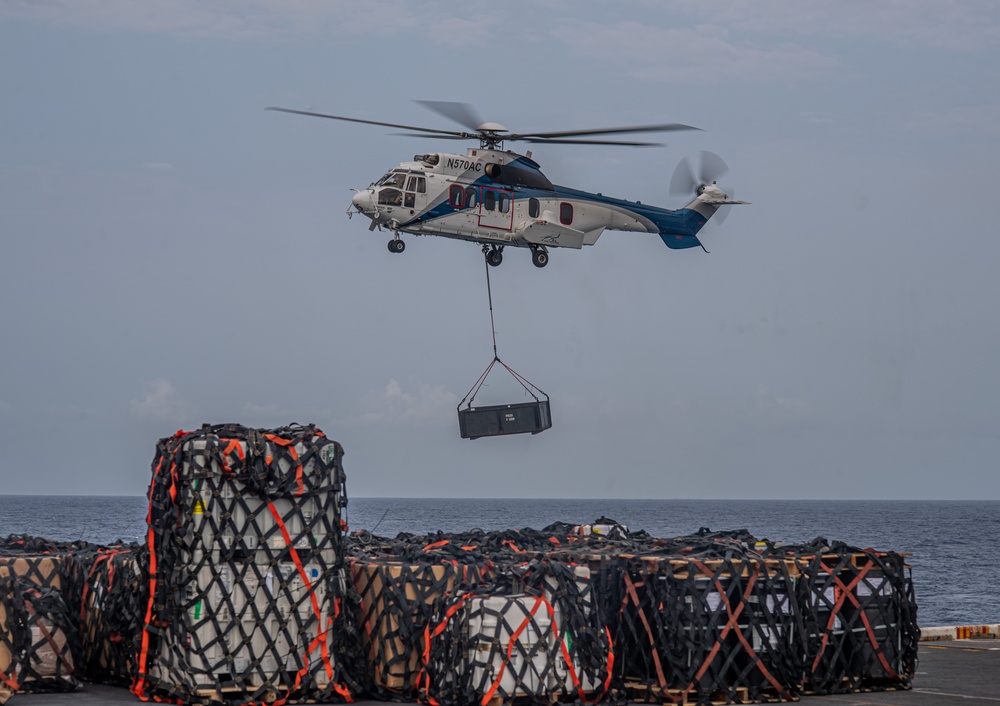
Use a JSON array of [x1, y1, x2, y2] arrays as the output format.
[[456, 250, 552, 439]]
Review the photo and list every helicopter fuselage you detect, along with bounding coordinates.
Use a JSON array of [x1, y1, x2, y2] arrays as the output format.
[[350, 147, 734, 266]]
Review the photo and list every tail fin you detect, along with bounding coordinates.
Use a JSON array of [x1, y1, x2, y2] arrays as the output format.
[[660, 183, 748, 250]]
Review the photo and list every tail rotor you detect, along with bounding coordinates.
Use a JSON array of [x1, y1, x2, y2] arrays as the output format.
[[669, 150, 731, 200]]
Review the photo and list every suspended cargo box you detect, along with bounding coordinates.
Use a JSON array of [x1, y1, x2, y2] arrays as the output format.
[[458, 400, 551, 440]]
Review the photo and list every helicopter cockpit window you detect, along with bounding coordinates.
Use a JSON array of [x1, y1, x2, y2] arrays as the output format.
[[465, 187, 478, 209], [483, 190, 496, 212], [377, 172, 407, 188], [449, 184, 464, 208], [378, 188, 403, 206], [498, 192, 511, 214]]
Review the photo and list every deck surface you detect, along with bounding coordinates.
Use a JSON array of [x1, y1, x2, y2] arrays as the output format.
[[11, 639, 1000, 705]]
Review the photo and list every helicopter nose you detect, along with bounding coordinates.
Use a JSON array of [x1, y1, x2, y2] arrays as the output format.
[[351, 189, 374, 213]]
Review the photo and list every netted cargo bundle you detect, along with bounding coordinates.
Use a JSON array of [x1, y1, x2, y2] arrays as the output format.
[[12, 580, 81, 694], [351, 557, 493, 697], [0, 552, 84, 695], [79, 544, 147, 686], [0, 570, 19, 705], [602, 552, 798, 705], [765, 541, 918, 695], [421, 560, 613, 706], [135, 423, 357, 706]]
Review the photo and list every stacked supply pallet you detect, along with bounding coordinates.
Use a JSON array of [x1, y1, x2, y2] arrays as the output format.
[[134, 423, 356, 705], [771, 541, 919, 695], [421, 560, 612, 706], [602, 553, 800, 704], [350, 557, 493, 698], [78, 544, 147, 686], [0, 569, 17, 705], [350, 525, 918, 705], [0, 547, 82, 695]]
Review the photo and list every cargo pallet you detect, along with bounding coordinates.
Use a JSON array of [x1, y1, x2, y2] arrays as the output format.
[[624, 683, 751, 705]]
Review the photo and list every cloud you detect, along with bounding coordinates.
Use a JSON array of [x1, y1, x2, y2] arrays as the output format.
[[142, 162, 174, 171], [355, 378, 459, 425], [0, 401, 10, 417], [129, 379, 194, 422]]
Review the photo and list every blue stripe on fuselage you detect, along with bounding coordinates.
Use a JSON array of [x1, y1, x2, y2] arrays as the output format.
[[406, 180, 707, 241], [550, 185, 706, 237]]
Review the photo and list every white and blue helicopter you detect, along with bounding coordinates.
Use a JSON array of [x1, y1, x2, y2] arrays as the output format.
[[269, 102, 746, 268]]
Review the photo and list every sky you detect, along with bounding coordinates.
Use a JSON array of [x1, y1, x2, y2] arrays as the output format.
[[1, 1, 999, 500]]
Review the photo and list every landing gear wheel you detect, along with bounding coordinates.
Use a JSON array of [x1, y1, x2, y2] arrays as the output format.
[[486, 248, 503, 267], [388, 238, 405, 253], [531, 248, 549, 268]]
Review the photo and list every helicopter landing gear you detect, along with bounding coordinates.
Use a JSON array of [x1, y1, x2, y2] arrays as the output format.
[[388, 238, 405, 254], [530, 246, 549, 268], [484, 244, 504, 267]]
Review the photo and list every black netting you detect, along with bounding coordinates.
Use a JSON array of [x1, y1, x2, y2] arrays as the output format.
[[422, 559, 613, 706], [350, 558, 493, 698], [767, 540, 919, 695], [1, 498, 918, 706], [79, 544, 147, 685], [14, 581, 81, 693], [0, 571, 22, 704], [134, 423, 358, 706]]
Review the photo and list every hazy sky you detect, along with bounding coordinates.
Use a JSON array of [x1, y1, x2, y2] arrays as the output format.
[[2, 1, 998, 500]]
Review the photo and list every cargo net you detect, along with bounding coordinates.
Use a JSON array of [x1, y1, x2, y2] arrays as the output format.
[[348, 524, 917, 705], [422, 561, 613, 706], [79, 544, 148, 686], [0, 571, 16, 705], [0, 541, 87, 697], [135, 423, 361, 706], [772, 539, 919, 696], [606, 553, 800, 704], [350, 557, 493, 698]]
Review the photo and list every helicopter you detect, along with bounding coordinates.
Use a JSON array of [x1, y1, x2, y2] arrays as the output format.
[[268, 101, 747, 268]]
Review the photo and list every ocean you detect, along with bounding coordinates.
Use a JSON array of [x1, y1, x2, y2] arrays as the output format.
[[0, 495, 995, 628]]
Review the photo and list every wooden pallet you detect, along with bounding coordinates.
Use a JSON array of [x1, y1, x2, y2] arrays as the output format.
[[624, 681, 750, 705], [195, 684, 287, 704]]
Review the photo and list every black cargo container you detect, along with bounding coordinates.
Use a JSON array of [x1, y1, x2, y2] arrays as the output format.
[[458, 400, 551, 439]]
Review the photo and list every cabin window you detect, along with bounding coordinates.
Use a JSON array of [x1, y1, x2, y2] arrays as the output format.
[[465, 186, 478, 209], [378, 188, 402, 206], [560, 202, 573, 225], [498, 192, 511, 214], [449, 184, 464, 208], [404, 192, 415, 208], [483, 190, 497, 212], [404, 175, 426, 194], [528, 198, 540, 218]]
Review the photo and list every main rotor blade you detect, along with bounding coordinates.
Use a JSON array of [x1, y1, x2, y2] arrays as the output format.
[[518, 137, 664, 147], [266, 107, 468, 138], [414, 101, 485, 132], [393, 133, 470, 140], [512, 122, 700, 140]]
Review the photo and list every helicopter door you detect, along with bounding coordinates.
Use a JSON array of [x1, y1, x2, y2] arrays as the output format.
[[403, 175, 426, 211], [478, 188, 513, 230]]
